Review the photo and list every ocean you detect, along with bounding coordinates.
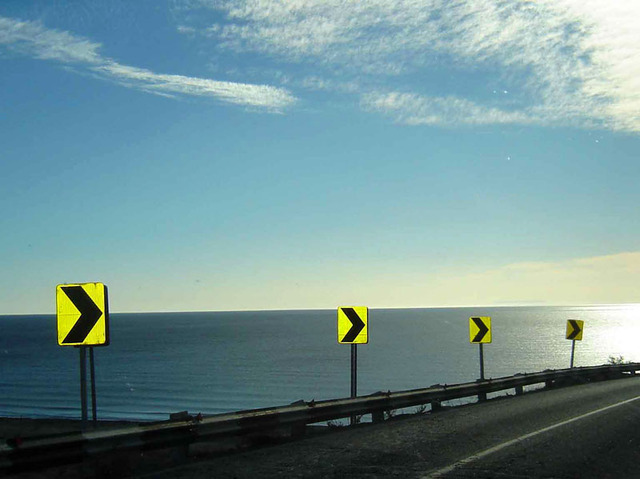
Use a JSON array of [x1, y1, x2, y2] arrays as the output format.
[[1, 305, 638, 421]]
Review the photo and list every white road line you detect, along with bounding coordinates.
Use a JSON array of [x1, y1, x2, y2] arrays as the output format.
[[422, 395, 640, 479]]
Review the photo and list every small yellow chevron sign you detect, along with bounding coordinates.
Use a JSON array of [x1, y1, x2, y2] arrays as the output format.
[[469, 317, 491, 343], [337, 307, 368, 344], [56, 283, 109, 346], [566, 320, 584, 341]]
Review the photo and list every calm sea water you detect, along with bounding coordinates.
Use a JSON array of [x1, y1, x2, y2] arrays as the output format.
[[1, 306, 639, 421]]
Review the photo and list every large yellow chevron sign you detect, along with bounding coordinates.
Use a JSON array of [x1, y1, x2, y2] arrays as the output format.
[[338, 307, 368, 344], [56, 283, 109, 346], [469, 317, 491, 343], [566, 320, 584, 341]]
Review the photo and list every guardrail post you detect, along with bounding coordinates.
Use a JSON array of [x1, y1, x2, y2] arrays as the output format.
[[431, 399, 442, 412], [515, 385, 524, 396], [371, 410, 384, 423]]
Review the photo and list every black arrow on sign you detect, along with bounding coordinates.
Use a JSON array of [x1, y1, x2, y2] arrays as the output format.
[[61, 286, 103, 344], [567, 320, 582, 340], [471, 317, 489, 343], [341, 308, 365, 343]]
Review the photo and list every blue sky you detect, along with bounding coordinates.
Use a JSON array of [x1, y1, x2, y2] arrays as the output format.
[[1, 0, 639, 314]]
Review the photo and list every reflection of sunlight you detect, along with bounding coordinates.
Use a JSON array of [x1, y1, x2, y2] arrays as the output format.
[[589, 304, 640, 363], [621, 303, 640, 313], [599, 330, 636, 359], [603, 303, 640, 312]]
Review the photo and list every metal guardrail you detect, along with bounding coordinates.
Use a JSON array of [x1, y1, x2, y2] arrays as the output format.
[[2, 362, 639, 472]]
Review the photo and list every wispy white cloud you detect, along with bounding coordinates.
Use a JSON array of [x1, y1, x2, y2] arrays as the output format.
[[95, 62, 295, 109], [0, 15, 296, 111], [548, 0, 640, 132], [361, 91, 533, 126], [0, 16, 101, 64], [299, 76, 360, 94], [184, 0, 640, 131], [176, 25, 197, 35]]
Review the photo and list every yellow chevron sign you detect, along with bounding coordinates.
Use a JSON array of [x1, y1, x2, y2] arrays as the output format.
[[337, 307, 368, 344], [469, 317, 491, 343], [56, 283, 109, 346], [566, 320, 584, 341]]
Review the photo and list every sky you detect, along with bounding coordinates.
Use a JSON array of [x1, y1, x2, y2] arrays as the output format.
[[1, 0, 639, 314]]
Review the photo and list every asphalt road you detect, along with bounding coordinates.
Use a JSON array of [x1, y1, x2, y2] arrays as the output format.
[[141, 376, 640, 479]]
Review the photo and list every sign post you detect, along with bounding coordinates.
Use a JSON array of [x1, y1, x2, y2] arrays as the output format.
[[56, 282, 109, 429], [338, 307, 368, 425], [90, 347, 97, 424], [566, 320, 584, 368], [79, 346, 88, 424], [351, 344, 357, 399], [469, 316, 491, 401]]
